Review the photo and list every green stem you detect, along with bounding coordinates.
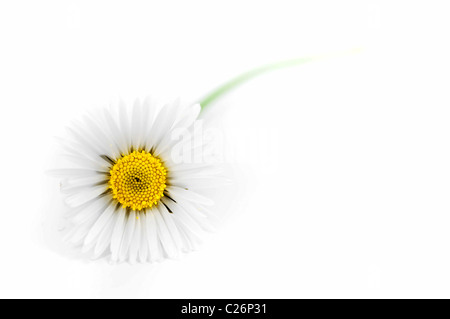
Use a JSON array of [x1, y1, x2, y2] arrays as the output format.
[[198, 48, 361, 110]]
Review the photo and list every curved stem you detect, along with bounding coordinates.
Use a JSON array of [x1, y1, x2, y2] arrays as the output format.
[[198, 48, 362, 110]]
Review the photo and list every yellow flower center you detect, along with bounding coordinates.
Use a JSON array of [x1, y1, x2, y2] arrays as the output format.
[[109, 150, 167, 211]]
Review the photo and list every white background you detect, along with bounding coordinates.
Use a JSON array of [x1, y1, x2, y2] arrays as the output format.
[[1, 0, 450, 298]]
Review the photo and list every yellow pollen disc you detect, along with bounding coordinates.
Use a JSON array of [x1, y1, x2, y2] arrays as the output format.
[[109, 150, 167, 211]]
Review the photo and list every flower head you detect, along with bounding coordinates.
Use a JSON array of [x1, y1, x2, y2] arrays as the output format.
[[109, 150, 167, 211], [50, 98, 218, 263]]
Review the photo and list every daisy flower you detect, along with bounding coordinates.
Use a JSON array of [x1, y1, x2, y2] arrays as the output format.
[[50, 99, 219, 263]]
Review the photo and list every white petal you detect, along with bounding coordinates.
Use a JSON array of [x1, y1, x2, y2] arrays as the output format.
[[118, 210, 136, 262], [103, 106, 128, 156], [139, 97, 155, 147], [138, 212, 149, 263], [67, 124, 107, 161], [65, 185, 107, 208], [110, 208, 127, 262], [83, 202, 115, 246], [60, 152, 108, 171], [82, 114, 120, 159], [128, 214, 142, 264], [154, 104, 201, 156], [61, 174, 108, 194], [47, 168, 103, 177], [93, 212, 117, 258], [171, 198, 217, 232], [118, 99, 132, 152], [159, 203, 184, 250], [175, 220, 202, 251], [57, 136, 106, 166], [64, 208, 101, 245], [170, 176, 229, 190], [166, 186, 214, 206], [161, 198, 204, 236], [146, 210, 162, 262], [145, 101, 179, 150], [174, 103, 201, 130], [161, 199, 204, 251], [153, 207, 178, 258], [167, 163, 219, 174], [171, 165, 223, 178], [70, 197, 109, 225], [131, 99, 142, 150]]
